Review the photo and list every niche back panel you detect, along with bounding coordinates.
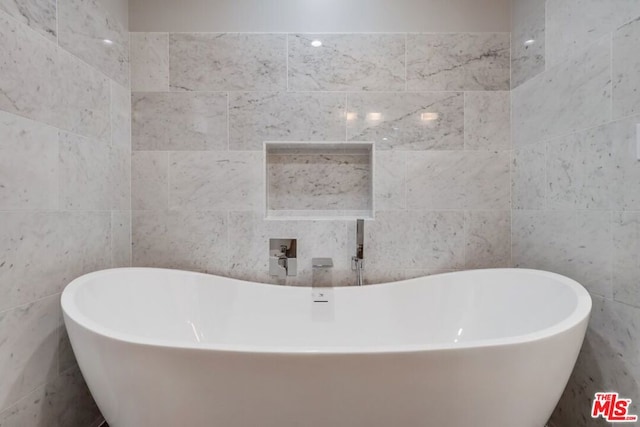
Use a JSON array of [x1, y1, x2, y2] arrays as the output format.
[[265, 141, 374, 220]]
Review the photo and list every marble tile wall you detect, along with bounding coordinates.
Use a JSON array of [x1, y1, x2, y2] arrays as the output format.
[[510, 0, 640, 424], [131, 30, 512, 285], [0, 0, 130, 425]]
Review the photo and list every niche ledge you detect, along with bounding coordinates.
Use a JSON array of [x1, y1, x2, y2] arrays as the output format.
[[264, 141, 375, 220]]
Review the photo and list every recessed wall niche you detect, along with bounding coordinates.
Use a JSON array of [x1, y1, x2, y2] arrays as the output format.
[[264, 141, 374, 220]]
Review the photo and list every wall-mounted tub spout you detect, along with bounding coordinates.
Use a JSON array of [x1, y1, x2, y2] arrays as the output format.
[[352, 219, 364, 286]]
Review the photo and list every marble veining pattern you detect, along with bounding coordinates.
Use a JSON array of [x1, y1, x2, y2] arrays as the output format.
[[132, 210, 228, 275], [0, 212, 111, 312], [0, 0, 56, 41], [512, 145, 546, 210], [406, 33, 510, 91], [0, 15, 111, 141], [111, 211, 131, 269], [170, 33, 287, 91], [465, 211, 511, 269], [406, 151, 510, 210], [132, 92, 228, 151], [169, 151, 263, 211], [288, 34, 405, 92], [346, 92, 464, 151], [512, 210, 612, 298], [132, 151, 168, 210], [464, 91, 510, 150], [267, 153, 371, 211], [229, 92, 346, 151], [612, 212, 640, 309], [510, 0, 545, 88], [0, 295, 59, 412], [0, 111, 58, 210], [613, 17, 640, 119], [57, 0, 129, 87], [512, 37, 612, 147], [374, 151, 406, 210], [131, 32, 169, 92]]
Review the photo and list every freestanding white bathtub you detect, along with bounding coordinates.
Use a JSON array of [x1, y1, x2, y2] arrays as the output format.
[[61, 268, 591, 427]]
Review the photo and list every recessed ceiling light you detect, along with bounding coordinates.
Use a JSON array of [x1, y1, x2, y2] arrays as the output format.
[[311, 40, 322, 47], [524, 39, 536, 46]]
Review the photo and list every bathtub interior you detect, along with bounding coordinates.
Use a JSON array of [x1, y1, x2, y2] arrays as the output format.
[[62, 268, 590, 353]]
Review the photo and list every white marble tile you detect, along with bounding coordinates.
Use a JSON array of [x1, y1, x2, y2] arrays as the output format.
[[0, 212, 111, 311], [111, 211, 131, 268], [512, 37, 611, 147], [0, 295, 59, 411], [546, 116, 640, 210], [227, 211, 350, 286], [58, 131, 111, 210], [511, 0, 545, 88], [170, 33, 286, 91], [132, 92, 227, 151], [229, 92, 345, 151], [132, 151, 168, 211], [0, 0, 56, 41], [407, 33, 510, 91], [613, 212, 640, 308], [374, 151, 405, 210], [0, 15, 110, 140], [0, 385, 47, 427], [111, 81, 131, 150], [0, 111, 58, 210], [169, 151, 263, 211], [406, 151, 510, 210], [512, 210, 612, 298], [613, 17, 640, 119], [132, 210, 228, 275], [346, 92, 464, 150], [130, 32, 169, 92], [288, 34, 405, 92], [366, 211, 465, 271], [512, 145, 546, 210], [551, 296, 640, 427], [267, 153, 371, 212], [464, 91, 510, 151], [110, 145, 131, 211], [465, 210, 511, 269], [57, 0, 129, 87], [546, 0, 640, 69], [43, 366, 101, 427]]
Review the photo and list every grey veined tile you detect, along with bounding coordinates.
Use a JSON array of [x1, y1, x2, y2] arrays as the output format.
[[0, 0, 56, 41], [464, 91, 510, 151], [0, 295, 59, 411], [132, 210, 228, 276], [132, 151, 168, 211], [613, 17, 640, 120], [0, 14, 110, 141], [613, 212, 640, 308], [366, 211, 465, 271], [58, 0, 129, 87], [229, 92, 345, 151], [170, 33, 286, 91], [406, 151, 510, 210], [131, 32, 169, 92], [546, 0, 640, 69], [374, 151, 406, 210], [346, 92, 464, 150], [0, 212, 111, 311], [407, 33, 510, 91], [512, 144, 546, 210], [512, 210, 612, 298], [132, 92, 227, 151], [546, 115, 640, 210], [512, 37, 611, 147], [511, 0, 545, 88], [111, 211, 131, 268], [288, 34, 405, 91], [111, 81, 131, 150], [169, 151, 263, 211], [465, 210, 511, 269], [0, 111, 58, 210]]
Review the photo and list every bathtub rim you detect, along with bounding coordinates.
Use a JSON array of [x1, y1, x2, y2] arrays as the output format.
[[61, 267, 592, 355]]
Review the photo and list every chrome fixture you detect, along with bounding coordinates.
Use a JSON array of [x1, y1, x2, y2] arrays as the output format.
[[312, 258, 334, 269], [269, 239, 297, 279], [311, 258, 333, 302], [352, 219, 365, 286]]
